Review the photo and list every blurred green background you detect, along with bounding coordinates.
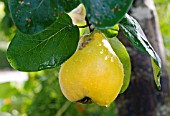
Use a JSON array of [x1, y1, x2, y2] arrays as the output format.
[[0, 0, 170, 116], [154, 0, 170, 73]]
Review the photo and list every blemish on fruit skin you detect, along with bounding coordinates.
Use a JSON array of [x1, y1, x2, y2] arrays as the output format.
[[79, 38, 92, 50]]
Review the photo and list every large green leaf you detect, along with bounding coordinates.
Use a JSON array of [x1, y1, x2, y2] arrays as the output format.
[[81, 0, 133, 29], [8, 0, 80, 34], [151, 57, 161, 89], [7, 13, 79, 72], [119, 14, 161, 89]]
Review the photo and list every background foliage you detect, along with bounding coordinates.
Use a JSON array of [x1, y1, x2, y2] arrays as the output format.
[[154, 0, 170, 72]]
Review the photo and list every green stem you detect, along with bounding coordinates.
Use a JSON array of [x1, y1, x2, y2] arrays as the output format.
[[55, 101, 71, 116]]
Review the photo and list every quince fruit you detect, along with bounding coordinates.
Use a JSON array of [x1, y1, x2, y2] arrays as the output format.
[[59, 31, 124, 106]]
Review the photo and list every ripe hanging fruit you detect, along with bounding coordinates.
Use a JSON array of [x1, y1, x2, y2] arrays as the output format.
[[59, 31, 124, 106]]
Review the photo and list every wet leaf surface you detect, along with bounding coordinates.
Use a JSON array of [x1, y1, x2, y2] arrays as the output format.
[[8, 0, 80, 34], [119, 14, 161, 89], [82, 0, 133, 29], [7, 13, 79, 72]]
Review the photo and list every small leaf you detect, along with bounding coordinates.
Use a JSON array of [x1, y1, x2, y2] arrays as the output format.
[[81, 0, 133, 29], [7, 13, 79, 72], [151, 57, 161, 89], [119, 14, 161, 89], [101, 24, 119, 38], [8, 0, 80, 34], [108, 37, 131, 93], [68, 4, 86, 25], [68, 4, 89, 36]]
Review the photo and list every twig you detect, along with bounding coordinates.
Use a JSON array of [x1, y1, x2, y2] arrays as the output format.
[[55, 101, 72, 116], [85, 17, 94, 32], [78, 24, 90, 28]]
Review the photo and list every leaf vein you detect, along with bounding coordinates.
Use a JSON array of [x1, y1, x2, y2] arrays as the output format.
[[20, 25, 71, 56]]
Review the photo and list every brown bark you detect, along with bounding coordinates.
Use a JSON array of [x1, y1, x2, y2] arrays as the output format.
[[116, 0, 170, 116]]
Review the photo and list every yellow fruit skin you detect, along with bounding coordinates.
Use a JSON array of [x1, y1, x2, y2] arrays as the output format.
[[59, 31, 124, 106]]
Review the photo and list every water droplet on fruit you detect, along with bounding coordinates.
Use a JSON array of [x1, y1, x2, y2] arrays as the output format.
[[100, 49, 104, 54], [104, 56, 108, 60], [99, 43, 102, 46], [111, 57, 114, 62]]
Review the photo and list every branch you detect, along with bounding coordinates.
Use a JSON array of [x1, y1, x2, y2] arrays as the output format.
[[85, 17, 94, 32], [78, 24, 90, 28]]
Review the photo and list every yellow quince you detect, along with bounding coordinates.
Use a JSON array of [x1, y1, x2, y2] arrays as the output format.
[[59, 31, 124, 106]]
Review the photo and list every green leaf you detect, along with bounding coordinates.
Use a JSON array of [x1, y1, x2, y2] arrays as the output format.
[[7, 13, 79, 72], [119, 14, 161, 89], [81, 0, 133, 29], [151, 57, 161, 89], [0, 82, 19, 98], [8, 0, 80, 34], [108, 37, 131, 93]]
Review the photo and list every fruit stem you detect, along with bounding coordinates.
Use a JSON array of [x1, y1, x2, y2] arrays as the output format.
[[85, 17, 94, 32], [78, 17, 94, 32], [78, 24, 90, 28]]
